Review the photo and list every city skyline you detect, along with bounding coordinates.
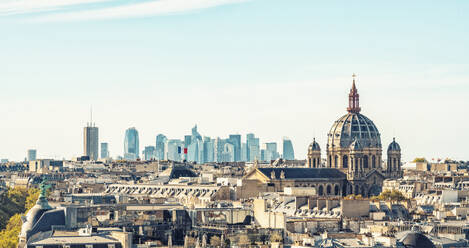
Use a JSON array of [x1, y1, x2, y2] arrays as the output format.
[[1, 1, 468, 161]]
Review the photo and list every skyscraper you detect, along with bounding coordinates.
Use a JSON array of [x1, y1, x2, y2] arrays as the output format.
[[241, 143, 247, 161], [143, 146, 156, 160], [246, 133, 255, 160], [203, 137, 214, 163], [84, 123, 99, 161], [27, 149, 37, 161], [264, 142, 279, 162], [166, 139, 183, 161], [155, 134, 167, 160], [124, 127, 139, 160], [283, 137, 295, 160], [101, 142, 109, 159], [187, 125, 203, 163], [228, 134, 241, 162]]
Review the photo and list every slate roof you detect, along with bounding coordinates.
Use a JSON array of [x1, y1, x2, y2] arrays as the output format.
[[398, 231, 435, 248], [257, 168, 346, 179]]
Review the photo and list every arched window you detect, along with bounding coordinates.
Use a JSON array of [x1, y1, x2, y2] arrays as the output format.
[[334, 185, 340, 195], [318, 185, 324, 196], [343, 155, 348, 168], [393, 158, 397, 171], [355, 158, 359, 171], [363, 155, 369, 168], [313, 159, 316, 168], [328, 155, 332, 167], [334, 155, 338, 168], [326, 185, 331, 195], [372, 155, 376, 168]]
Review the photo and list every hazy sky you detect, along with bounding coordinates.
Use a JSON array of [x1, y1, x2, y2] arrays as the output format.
[[1, 0, 468, 162]]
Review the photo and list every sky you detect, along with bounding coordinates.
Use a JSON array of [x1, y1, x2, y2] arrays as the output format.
[[0, 0, 468, 162]]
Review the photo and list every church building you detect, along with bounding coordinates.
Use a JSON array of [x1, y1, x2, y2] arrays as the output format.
[[242, 75, 402, 198]]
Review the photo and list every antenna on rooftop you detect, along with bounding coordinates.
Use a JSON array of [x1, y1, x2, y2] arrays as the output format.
[[90, 105, 93, 127]]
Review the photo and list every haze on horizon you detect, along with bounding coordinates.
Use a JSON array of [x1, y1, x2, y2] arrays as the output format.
[[1, 0, 468, 162]]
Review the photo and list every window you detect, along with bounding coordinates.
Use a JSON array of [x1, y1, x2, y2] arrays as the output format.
[[363, 155, 369, 168], [326, 185, 331, 195], [318, 185, 324, 196], [334, 155, 338, 168], [372, 156, 376, 168], [334, 185, 340, 195], [342, 155, 348, 168]]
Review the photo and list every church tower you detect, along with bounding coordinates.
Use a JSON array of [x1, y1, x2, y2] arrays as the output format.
[[307, 138, 321, 168], [387, 138, 402, 178]]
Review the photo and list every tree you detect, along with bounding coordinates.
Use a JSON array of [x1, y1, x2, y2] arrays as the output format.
[[344, 194, 364, 200], [371, 190, 406, 202], [25, 188, 40, 211], [0, 187, 41, 248], [210, 236, 221, 247], [270, 232, 283, 243], [413, 158, 426, 163], [0, 214, 22, 248]]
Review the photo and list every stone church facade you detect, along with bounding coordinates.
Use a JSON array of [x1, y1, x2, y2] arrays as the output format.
[[307, 75, 402, 196]]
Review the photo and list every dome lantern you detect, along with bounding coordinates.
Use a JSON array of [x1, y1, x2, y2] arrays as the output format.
[[347, 74, 361, 114]]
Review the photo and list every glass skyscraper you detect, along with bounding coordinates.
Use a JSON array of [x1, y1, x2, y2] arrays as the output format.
[[27, 149, 37, 161], [84, 123, 99, 160], [124, 127, 139, 160], [228, 134, 241, 162], [143, 146, 156, 160], [100, 142, 109, 159], [155, 134, 167, 160], [264, 142, 279, 162], [282, 137, 295, 160]]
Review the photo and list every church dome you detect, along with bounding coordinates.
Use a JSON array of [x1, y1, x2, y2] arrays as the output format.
[[328, 113, 382, 149], [388, 138, 401, 152], [327, 76, 381, 150], [349, 138, 362, 151], [308, 138, 321, 151]]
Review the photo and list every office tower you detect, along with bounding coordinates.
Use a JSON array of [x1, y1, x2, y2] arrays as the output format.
[[249, 142, 260, 162], [246, 133, 255, 161], [203, 137, 214, 163], [187, 141, 199, 163], [124, 127, 139, 160], [187, 125, 203, 163], [184, 135, 192, 148], [100, 143, 109, 159], [84, 123, 99, 161], [221, 143, 235, 162], [214, 138, 226, 162], [143, 146, 156, 160], [27, 149, 37, 161], [283, 137, 295, 160], [155, 134, 167, 160], [241, 143, 247, 162], [248, 138, 260, 162], [166, 139, 183, 161], [264, 142, 279, 162], [228, 134, 241, 161]]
